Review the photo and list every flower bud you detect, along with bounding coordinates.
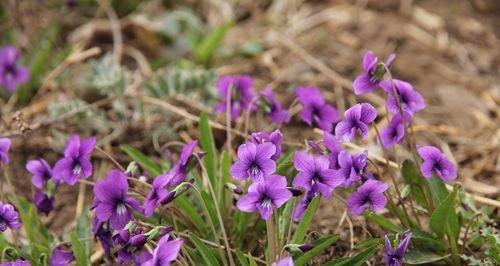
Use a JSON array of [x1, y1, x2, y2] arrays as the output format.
[[129, 234, 147, 248], [284, 243, 313, 253], [225, 183, 243, 195], [125, 162, 138, 175]]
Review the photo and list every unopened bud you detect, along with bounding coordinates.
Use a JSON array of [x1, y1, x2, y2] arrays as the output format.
[[287, 187, 303, 197], [130, 234, 147, 248], [225, 183, 243, 195], [145, 226, 173, 241], [284, 243, 313, 253], [125, 161, 138, 175], [307, 140, 324, 154]]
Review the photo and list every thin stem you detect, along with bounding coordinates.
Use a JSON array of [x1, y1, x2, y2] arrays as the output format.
[[461, 213, 481, 253], [285, 198, 297, 247], [243, 95, 260, 135], [225, 82, 233, 157], [95, 146, 124, 171], [266, 215, 277, 264]]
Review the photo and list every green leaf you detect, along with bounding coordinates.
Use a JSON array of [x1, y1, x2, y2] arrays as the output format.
[[276, 148, 296, 176], [405, 249, 451, 265], [175, 195, 205, 232], [279, 197, 296, 245], [201, 191, 219, 231], [401, 160, 428, 209], [364, 212, 403, 233], [292, 196, 320, 244], [429, 188, 457, 238], [235, 249, 250, 266], [428, 175, 449, 205], [199, 113, 217, 187], [120, 144, 162, 176], [15, 197, 50, 261], [76, 207, 93, 257], [218, 151, 231, 213], [71, 232, 90, 266], [189, 234, 220, 266], [323, 245, 378, 266], [194, 21, 233, 66], [294, 235, 339, 266]]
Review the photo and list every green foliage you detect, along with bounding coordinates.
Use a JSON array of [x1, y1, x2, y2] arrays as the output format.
[[404, 250, 450, 265], [199, 113, 217, 188], [86, 54, 127, 95], [292, 196, 320, 244], [189, 234, 220, 266], [194, 21, 233, 66], [294, 235, 339, 266], [323, 245, 378, 266], [70, 232, 89, 266], [76, 207, 93, 258], [429, 188, 458, 239], [401, 160, 428, 209]]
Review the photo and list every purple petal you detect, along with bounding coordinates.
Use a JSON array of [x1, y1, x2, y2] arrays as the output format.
[[255, 142, 276, 161], [353, 74, 377, 95], [79, 136, 96, 156], [179, 140, 197, 165], [230, 161, 251, 180], [64, 134, 80, 158], [293, 151, 314, 173], [236, 192, 260, 213], [362, 51, 378, 72]]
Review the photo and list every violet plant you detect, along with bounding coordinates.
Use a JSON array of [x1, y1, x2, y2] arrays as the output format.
[[0, 50, 495, 266]]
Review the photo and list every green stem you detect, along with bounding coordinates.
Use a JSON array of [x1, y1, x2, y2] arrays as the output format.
[[447, 230, 460, 265], [266, 215, 277, 264]]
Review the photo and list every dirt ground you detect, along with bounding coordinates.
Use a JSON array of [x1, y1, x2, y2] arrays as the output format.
[[2, 0, 499, 264]]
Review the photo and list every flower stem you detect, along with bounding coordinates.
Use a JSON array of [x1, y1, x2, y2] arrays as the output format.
[[266, 215, 277, 264]]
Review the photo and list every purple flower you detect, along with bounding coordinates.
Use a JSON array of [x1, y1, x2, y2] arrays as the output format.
[[54, 134, 95, 185], [0, 46, 29, 93], [347, 180, 388, 215], [0, 138, 11, 165], [293, 188, 318, 221], [335, 103, 377, 142], [380, 79, 425, 116], [26, 159, 54, 189], [353, 51, 396, 95], [323, 131, 342, 170], [135, 251, 153, 265], [33, 189, 54, 216], [385, 232, 412, 266], [296, 86, 339, 132], [0, 260, 30, 266], [293, 151, 343, 199], [272, 257, 294, 266], [93, 169, 141, 230], [230, 142, 276, 182], [141, 235, 183, 266], [143, 174, 174, 217], [333, 150, 373, 187], [417, 146, 457, 182], [168, 141, 198, 187], [260, 87, 291, 124], [237, 174, 292, 220], [380, 113, 410, 149], [215, 75, 255, 120], [249, 129, 283, 161], [50, 244, 75, 266], [91, 217, 114, 257], [0, 202, 20, 231]]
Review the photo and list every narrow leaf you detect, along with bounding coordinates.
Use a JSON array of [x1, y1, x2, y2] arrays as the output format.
[[199, 113, 217, 187], [292, 196, 320, 244], [364, 212, 403, 233], [429, 188, 457, 238], [189, 234, 220, 266], [294, 235, 339, 266], [323, 245, 378, 266], [194, 22, 233, 66], [71, 232, 89, 266]]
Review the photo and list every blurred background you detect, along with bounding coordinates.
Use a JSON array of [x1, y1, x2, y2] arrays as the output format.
[[0, 0, 498, 262]]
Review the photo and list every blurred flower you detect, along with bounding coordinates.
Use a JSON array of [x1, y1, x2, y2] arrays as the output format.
[[230, 142, 276, 183], [353, 51, 395, 95], [26, 159, 54, 189], [293, 151, 342, 199], [380, 79, 425, 116], [384, 232, 412, 266], [380, 113, 410, 149], [93, 170, 141, 230], [168, 141, 198, 186], [323, 131, 342, 170], [0, 138, 11, 165], [0, 46, 29, 93], [134, 251, 153, 265], [333, 151, 373, 187], [260, 87, 291, 124], [33, 189, 54, 216], [272, 257, 294, 266], [347, 180, 388, 215], [66, 0, 77, 7], [417, 146, 457, 182], [335, 103, 377, 142], [143, 174, 174, 217], [237, 174, 292, 220], [296, 86, 339, 132], [215, 75, 255, 120], [0, 202, 20, 231], [249, 129, 283, 161], [54, 134, 95, 185], [50, 244, 75, 266], [141, 235, 183, 266], [0, 259, 31, 266]]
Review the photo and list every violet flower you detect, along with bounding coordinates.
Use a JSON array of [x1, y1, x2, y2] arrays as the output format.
[[293, 187, 318, 221], [168, 141, 197, 187], [323, 131, 342, 170], [91, 217, 114, 257], [33, 189, 54, 216], [417, 146, 457, 182], [50, 244, 75, 266], [293, 151, 343, 199], [135, 251, 153, 265], [93, 169, 141, 230], [54, 134, 95, 185], [380, 113, 410, 149], [236, 174, 292, 220], [143, 174, 174, 217], [272, 257, 294, 266], [335, 103, 377, 142], [0, 46, 29, 93], [141, 235, 183, 266], [0, 138, 11, 165], [353, 51, 395, 95], [230, 142, 276, 183], [0, 259, 31, 266], [333, 150, 373, 187], [0, 202, 20, 231], [296, 86, 339, 132], [385, 232, 412, 266], [215, 75, 255, 120], [379, 79, 425, 116], [347, 180, 388, 215], [249, 129, 283, 161], [260, 87, 291, 124], [26, 159, 54, 189]]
